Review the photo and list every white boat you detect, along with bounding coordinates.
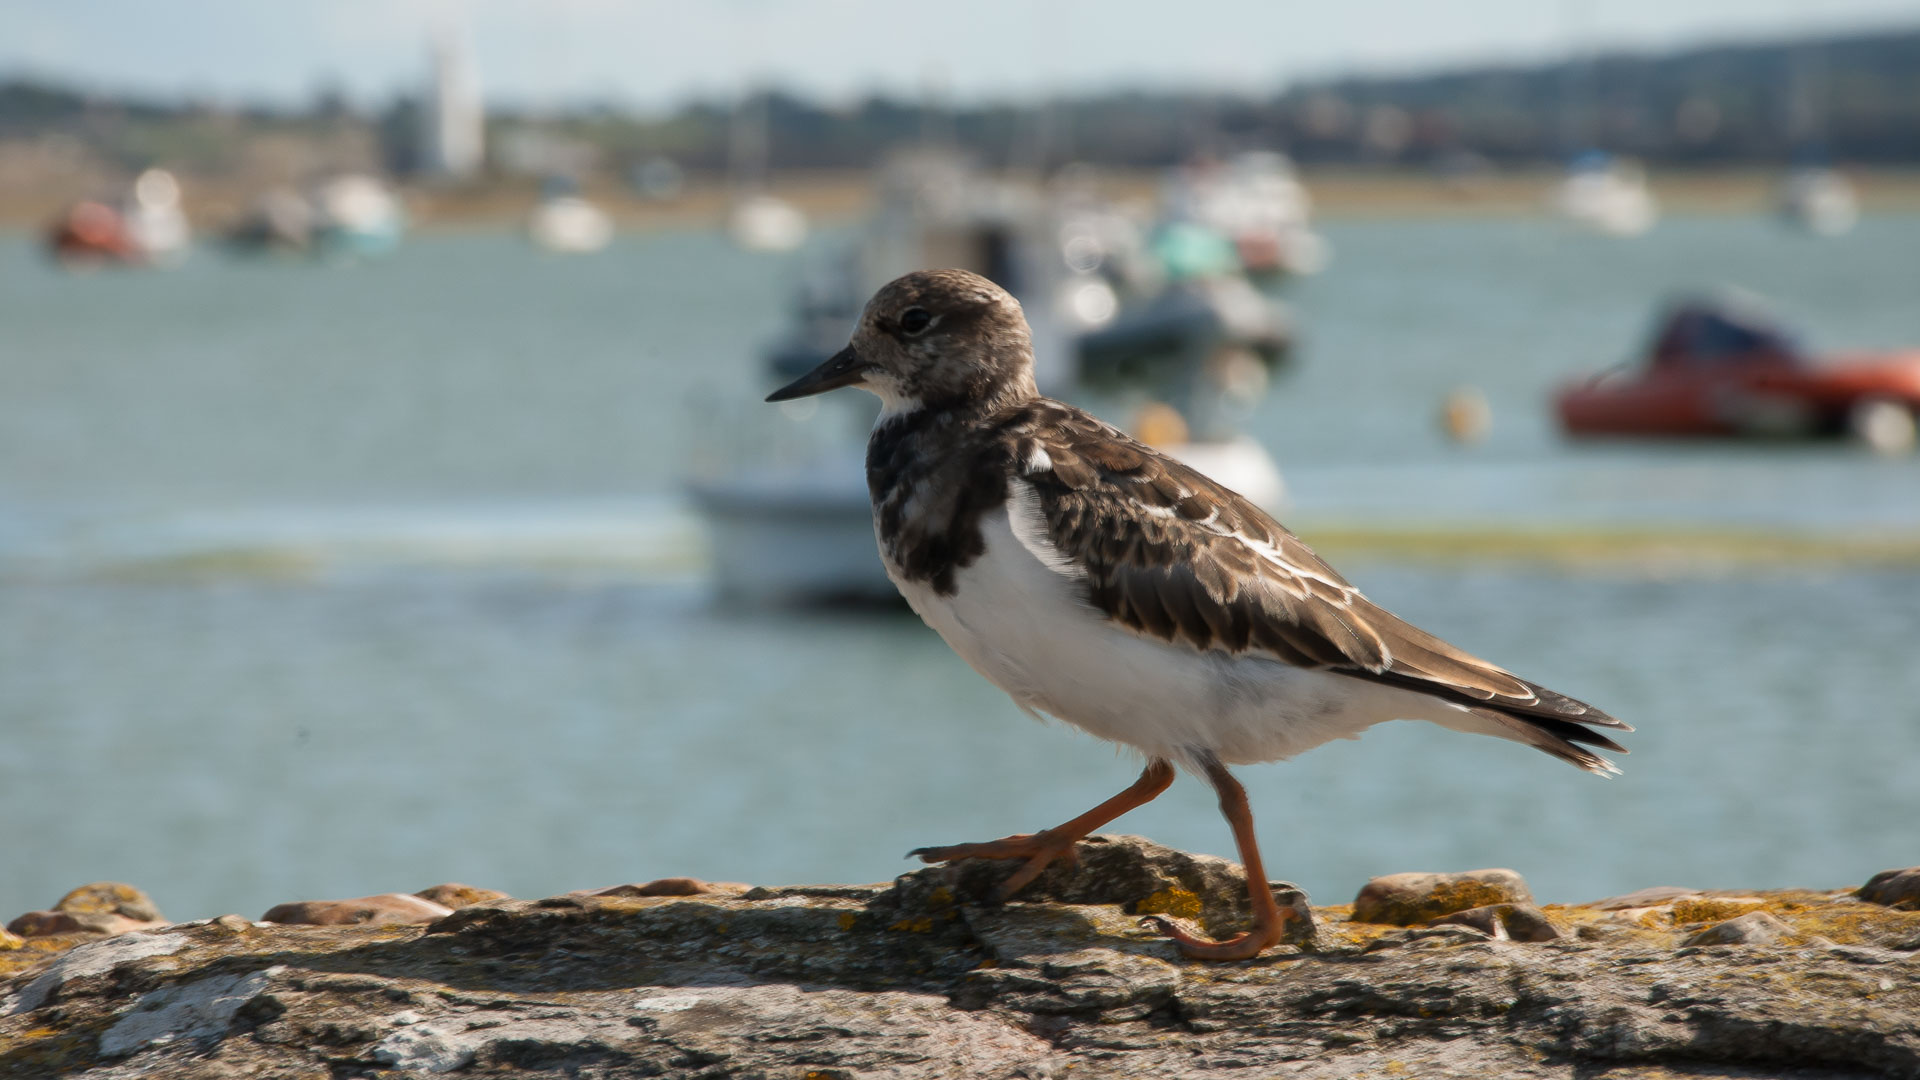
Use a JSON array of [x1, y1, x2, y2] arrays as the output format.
[[1552, 153, 1658, 236], [728, 194, 808, 253], [528, 189, 614, 253], [311, 174, 406, 259], [724, 87, 808, 254], [1777, 167, 1858, 236], [122, 168, 191, 265], [690, 450, 892, 604]]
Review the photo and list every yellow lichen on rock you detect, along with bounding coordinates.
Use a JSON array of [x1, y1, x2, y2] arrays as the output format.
[[1781, 900, 1920, 946], [1670, 897, 1766, 925], [1424, 881, 1514, 917], [1134, 886, 1203, 921]]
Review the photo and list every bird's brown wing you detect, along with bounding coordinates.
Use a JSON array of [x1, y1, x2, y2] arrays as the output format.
[[1006, 403, 1628, 763]]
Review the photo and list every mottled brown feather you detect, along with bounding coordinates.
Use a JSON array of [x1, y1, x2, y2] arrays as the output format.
[[999, 401, 1627, 737]]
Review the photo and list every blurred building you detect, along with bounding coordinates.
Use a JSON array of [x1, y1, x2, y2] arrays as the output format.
[[419, 30, 484, 179]]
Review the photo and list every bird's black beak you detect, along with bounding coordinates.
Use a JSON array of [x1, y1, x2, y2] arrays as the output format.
[[765, 345, 867, 402]]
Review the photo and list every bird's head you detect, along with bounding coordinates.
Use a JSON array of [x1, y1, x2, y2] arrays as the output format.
[[766, 269, 1037, 415]]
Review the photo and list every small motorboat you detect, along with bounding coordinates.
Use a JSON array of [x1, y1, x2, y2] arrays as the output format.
[[224, 188, 316, 255], [310, 174, 406, 260], [1556, 294, 1920, 452], [122, 169, 192, 264], [45, 168, 191, 267], [1778, 167, 1858, 237], [223, 177, 405, 260], [528, 176, 614, 254], [1552, 151, 1658, 237], [46, 201, 142, 265], [728, 193, 808, 253]]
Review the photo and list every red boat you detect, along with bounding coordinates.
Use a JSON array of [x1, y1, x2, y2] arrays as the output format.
[[45, 201, 144, 265], [1556, 296, 1920, 447]]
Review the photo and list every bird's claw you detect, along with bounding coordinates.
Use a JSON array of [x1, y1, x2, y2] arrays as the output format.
[[1140, 911, 1291, 961]]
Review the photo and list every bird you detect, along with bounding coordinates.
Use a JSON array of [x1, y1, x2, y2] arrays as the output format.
[[766, 268, 1628, 960]]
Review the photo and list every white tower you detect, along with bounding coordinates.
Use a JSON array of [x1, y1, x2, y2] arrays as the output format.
[[421, 29, 484, 179]]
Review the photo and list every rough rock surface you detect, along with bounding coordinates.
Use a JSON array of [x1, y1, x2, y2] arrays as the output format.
[[4, 837, 1920, 1079]]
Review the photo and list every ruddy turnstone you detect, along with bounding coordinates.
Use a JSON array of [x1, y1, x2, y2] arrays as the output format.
[[767, 269, 1628, 960]]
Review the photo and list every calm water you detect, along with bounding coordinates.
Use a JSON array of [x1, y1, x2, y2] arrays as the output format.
[[2, 215, 1918, 923]]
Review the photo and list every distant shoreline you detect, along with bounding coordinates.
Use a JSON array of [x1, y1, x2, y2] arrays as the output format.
[[6, 166, 1920, 232]]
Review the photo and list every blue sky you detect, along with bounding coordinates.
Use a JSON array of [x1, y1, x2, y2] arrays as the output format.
[[6, 0, 1916, 109]]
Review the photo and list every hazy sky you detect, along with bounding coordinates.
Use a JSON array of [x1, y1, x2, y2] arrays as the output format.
[[6, 0, 1916, 109]]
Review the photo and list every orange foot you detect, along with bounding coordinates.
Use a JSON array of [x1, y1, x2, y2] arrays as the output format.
[[909, 831, 1080, 902], [1138, 904, 1303, 961]]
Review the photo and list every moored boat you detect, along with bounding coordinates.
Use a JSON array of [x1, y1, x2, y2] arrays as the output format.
[[44, 168, 191, 267], [310, 174, 406, 260], [528, 177, 614, 254], [1778, 167, 1858, 237], [1556, 294, 1920, 452], [1552, 152, 1658, 236]]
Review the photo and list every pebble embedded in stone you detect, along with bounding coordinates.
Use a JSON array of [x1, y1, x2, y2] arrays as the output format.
[[413, 883, 511, 910], [1587, 886, 1699, 911], [7, 911, 85, 937], [261, 894, 455, 927], [580, 878, 750, 898], [56, 882, 165, 924], [7, 881, 169, 938], [1857, 867, 1920, 911], [1361, 924, 1494, 952], [1429, 903, 1562, 942], [1351, 869, 1533, 926], [1680, 910, 1793, 947], [1668, 896, 1768, 924]]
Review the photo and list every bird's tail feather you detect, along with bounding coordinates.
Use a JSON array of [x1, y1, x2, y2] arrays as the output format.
[[1473, 706, 1624, 776]]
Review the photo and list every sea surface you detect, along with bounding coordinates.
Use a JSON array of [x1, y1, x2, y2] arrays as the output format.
[[3, 214, 1918, 923]]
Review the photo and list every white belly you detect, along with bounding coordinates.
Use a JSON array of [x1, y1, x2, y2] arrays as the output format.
[[881, 508, 1474, 769]]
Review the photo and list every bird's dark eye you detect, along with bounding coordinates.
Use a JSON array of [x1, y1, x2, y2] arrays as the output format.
[[898, 307, 934, 335]]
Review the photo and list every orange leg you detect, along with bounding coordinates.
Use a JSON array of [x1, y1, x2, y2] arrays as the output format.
[[912, 758, 1176, 902], [1140, 755, 1293, 961]]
